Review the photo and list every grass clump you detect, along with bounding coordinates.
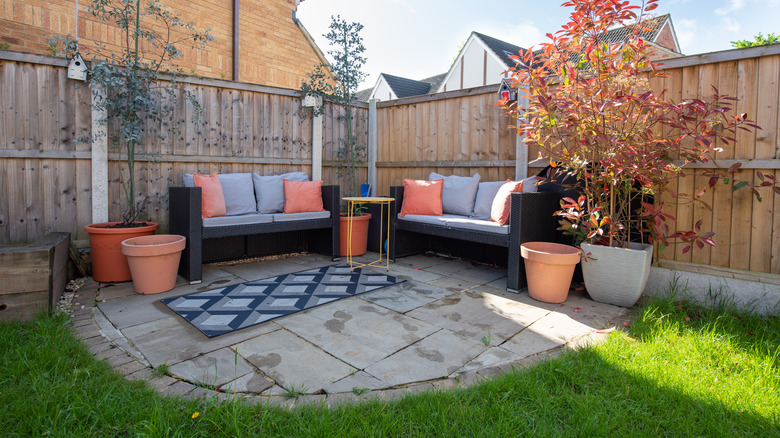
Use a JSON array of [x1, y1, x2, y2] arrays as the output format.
[[1, 293, 778, 437]]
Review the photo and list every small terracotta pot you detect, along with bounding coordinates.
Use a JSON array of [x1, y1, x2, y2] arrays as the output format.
[[84, 222, 159, 282], [339, 213, 372, 257], [521, 242, 582, 303], [121, 234, 186, 294]]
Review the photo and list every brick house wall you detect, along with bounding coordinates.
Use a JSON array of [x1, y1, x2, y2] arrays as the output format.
[[653, 21, 679, 53], [0, 0, 326, 89]]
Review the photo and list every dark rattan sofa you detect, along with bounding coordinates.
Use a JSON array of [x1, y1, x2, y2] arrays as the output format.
[[169, 185, 340, 284], [388, 185, 560, 292]]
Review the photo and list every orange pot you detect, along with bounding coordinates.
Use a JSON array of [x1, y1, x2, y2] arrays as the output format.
[[339, 213, 371, 257], [121, 234, 186, 294], [521, 242, 582, 303], [84, 222, 159, 282]]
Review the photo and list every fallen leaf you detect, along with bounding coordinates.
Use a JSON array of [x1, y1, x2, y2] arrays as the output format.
[[622, 322, 631, 327], [573, 307, 581, 313], [684, 317, 690, 321]]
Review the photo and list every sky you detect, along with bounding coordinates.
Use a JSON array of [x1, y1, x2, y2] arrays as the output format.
[[296, 0, 780, 90]]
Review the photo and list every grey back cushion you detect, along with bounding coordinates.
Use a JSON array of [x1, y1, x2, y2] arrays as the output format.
[[183, 172, 256, 216], [472, 181, 506, 220], [428, 172, 481, 216], [252, 172, 309, 213]]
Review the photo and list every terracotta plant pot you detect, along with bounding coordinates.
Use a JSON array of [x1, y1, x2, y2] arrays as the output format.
[[121, 234, 186, 294], [84, 222, 159, 282], [521, 242, 582, 303], [339, 213, 372, 257]]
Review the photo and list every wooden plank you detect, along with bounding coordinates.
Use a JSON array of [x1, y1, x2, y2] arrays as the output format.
[[773, 169, 780, 274], [0, 290, 49, 322], [691, 63, 718, 265], [674, 65, 697, 262], [0, 248, 50, 294], [376, 160, 516, 168], [749, 55, 779, 272], [656, 44, 780, 70], [729, 58, 759, 271]]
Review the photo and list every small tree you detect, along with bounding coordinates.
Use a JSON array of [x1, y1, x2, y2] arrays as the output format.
[[731, 32, 780, 48], [503, 0, 777, 253], [52, 0, 212, 225], [300, 15, 367, 205]]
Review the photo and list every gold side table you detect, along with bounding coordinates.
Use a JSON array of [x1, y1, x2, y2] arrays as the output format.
[[343, 196, 394, 271]]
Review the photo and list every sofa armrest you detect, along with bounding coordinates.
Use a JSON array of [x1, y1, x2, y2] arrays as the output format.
[[321, 185, 340, 218], [169, 186, 203, 283]]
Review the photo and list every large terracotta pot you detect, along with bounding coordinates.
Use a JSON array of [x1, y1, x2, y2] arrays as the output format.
[[121, 234, 186, 294], [84, 222, 159, 282], [580, 242, 653, 307], [339, 213, 371, 257], [521, 242, 582, 303]]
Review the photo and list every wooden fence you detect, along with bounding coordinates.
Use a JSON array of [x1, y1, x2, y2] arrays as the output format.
[[0, 51, 367, 245], [1, 46, 778, 276], [375, 46, 780, 276]]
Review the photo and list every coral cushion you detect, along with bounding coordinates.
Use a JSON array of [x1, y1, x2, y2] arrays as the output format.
[[283, 179, 325, 214], [490, 180, 524, 225], [193, 173, 227, 218], [400, 179, 443, 216]]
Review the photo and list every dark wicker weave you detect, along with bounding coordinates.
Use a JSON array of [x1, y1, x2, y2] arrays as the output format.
[[388, 185, 560, 292], [169, 185, 340, 283]]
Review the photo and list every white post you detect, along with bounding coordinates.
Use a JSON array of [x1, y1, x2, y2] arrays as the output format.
[[515, 85, 529, 180], [305, 95, 324, 181], [368, 98, 378, 195], [91, 86, 109, 223]]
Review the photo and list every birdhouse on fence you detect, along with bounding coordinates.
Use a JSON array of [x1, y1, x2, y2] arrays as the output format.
[[67, 53, 88, 82], [498, 78, 516, 102]]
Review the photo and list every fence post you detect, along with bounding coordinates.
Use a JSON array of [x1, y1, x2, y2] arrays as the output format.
[[306, 95, 323, 181], [515, 87, 529, 180], [91, 86, 109, 224], [368, 98, 378, 195]]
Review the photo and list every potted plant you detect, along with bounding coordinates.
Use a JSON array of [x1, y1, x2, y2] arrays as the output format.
[[300, 15, 371, 257], [503, 0, 776, 306], [52, 0, 212, 282]]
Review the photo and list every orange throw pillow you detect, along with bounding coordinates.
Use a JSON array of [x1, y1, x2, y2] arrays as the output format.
[[193, 173, 226, 218], [490, 180, 524, 225], [283, 179, 325, 213], [399, 179, 443, 216]]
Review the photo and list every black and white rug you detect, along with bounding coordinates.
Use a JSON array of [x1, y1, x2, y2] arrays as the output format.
[[161, 265, 405, 337]]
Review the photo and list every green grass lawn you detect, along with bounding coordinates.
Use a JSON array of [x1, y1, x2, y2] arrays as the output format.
[[1, 294, 778, 437]]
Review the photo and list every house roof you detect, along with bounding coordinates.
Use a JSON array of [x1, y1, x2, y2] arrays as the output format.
[[601, 14, 673, 47], [473, 32, 528, 69], [382, 73, 433, 98]]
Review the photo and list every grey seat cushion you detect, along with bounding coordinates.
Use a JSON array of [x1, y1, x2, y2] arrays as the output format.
[[472, 181, 505, 220], [272, 211, 331, 222], [397, 214, 454, 226], [444, 217, 509, 234], [184, 172, 258, 217], [252, 172, 309, 214], [202, 213, 274, 227], [429, 172, 481, 216]]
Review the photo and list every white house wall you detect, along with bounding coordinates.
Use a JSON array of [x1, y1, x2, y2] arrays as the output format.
[[439, 36, 509, 92], [370, 76, 396, 101]]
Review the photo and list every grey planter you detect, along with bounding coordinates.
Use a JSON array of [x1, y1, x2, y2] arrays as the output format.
[[580, 242, 653, 307]]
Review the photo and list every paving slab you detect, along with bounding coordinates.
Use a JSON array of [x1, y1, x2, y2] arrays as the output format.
[[220, 258, 321, 282], [424, 259, 506, 284], [168, 348, 255, 387], [97, 275, 243, 330], [455, 346, 520, 375], [120, 316, 281, 366], [233, 329, 355, 393], [406, 289, 556, 344], [428, 276, 481, 293], [322, 371, 386, 394], [276, 298, 439, 369], [364, 329, 487, 387], [220, 371, 275, 394], [500, 329, 566, 359], [385, 264, 444, 284], [390, 254, 446, 270], [359, 280, 456, 313]]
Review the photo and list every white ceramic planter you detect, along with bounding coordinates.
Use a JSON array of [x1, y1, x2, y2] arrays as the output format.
[[580, 242, 653, 307]]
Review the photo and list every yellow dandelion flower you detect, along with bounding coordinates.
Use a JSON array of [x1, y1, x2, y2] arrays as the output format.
[[191, 412, 199, 419]]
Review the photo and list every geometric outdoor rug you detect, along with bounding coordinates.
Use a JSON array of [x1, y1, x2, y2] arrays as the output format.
[[161, 264, 405, 337]]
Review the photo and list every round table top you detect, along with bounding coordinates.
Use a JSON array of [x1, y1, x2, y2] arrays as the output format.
[[342, 197, 394, 202]]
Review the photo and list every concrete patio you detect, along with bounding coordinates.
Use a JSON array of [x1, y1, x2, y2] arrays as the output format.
[[70, 251, 629, 406]]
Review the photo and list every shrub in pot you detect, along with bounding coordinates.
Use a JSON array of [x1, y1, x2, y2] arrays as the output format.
[[300, 16, 372, 256], [502, 0, 777, 306], [52, 0, 212, 281]]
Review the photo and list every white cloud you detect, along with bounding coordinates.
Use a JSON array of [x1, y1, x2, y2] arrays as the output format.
[[722, 17, 741, 33], [675, 18, 698, 52], [477, 22, 547, 50], [391, 0, 416, 14], [714, 0, 746, 15]]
